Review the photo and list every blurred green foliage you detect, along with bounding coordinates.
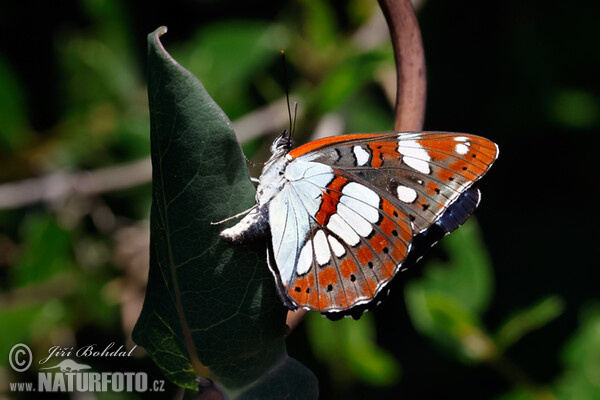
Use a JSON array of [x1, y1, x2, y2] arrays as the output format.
[[0, 0, 597, 399], [306, 312, 401, 387]]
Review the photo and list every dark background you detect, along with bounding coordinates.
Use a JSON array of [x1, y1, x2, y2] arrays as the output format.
[[0, 0, 598, 399]]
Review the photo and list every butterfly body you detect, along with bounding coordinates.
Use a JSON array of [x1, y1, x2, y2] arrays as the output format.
[[221, 131, 498, 315]]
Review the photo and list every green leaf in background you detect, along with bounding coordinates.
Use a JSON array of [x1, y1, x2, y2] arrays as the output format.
[[493, 389, 537, 400], [0, 302, 66, 368], [299, 0, 339, 50], [13, 214, 74, 287], [547, 88, 600, 130], [405, 219, 496, 362], [306, 312, 401, 386], [495, 295, 565, 351], [553, 304, 600, 399], [341, 85, 395, 133], [318, 51, 392, 114], [173, 21, 289, 119], [0, 57, 30, 152], [132, 27, 317, 398]]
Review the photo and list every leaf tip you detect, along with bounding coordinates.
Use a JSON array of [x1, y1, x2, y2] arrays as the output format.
[[148, 26, 168, 47]]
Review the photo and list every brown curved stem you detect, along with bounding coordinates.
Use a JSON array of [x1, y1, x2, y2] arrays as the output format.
[[378, 0, 427, 131], [285, 309, 308, 335], [285, 0, 427, 333]]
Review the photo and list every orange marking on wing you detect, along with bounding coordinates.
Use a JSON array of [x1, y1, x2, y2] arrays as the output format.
[[400, 221, 412, 242], [448, 159, 474, 175], [380, 217, 395, 236], [334, 291, 349, 309], [366, 142, 399, 168], [370, 234, 389, 253], [315, 175, 348, 225], [381, 198, 397, 218], [340, 258, 358, 278], [382, 198, 412, 241], [308, 283, 320, 309], [288, 276, 308, 304], [426, 181, 439, 196], [319, 291, 330, 310], [361, 279, 377, 297], [288, 134, 380, 158], [318, 268, 337, 288], [418, 138, 453, 161], [381, 260, 395, 279], [367, 278, 378, 292], [367, 143, 383, 168], [344, 290, 357, 306], [437, 168, 455, 183], [391, 239, 405, 260], [470, 137, 498, 160], [356, 246, 374, 266]]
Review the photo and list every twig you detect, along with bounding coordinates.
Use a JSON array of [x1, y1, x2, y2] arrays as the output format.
[[0, 158, 152, 209], [0, 97, 299, 211], [378, 0, 427, 131]]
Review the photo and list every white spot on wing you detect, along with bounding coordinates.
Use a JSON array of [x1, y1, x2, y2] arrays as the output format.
[[328, 235, 345, 257], [353, 146, 370, 166], [296, 240, 313, 276], [397, 139, 431, 174], [337, 203, 373, 237], [313, 230, 331, 266], [455, 143, 469, 155], [396, 185, 418, 203], [342, 182, 380, 208], [327, 214, 360, 246], [454, 136, 469, 142], [339, 195, 379, 223]]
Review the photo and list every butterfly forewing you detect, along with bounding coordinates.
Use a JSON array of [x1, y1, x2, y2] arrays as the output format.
[[263, 131, 498, 313], [289, 132, 498, 234]]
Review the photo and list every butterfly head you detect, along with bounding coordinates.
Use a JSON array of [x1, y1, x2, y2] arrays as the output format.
[[270, 129, 293, 157], [257, 132, 292, 206]]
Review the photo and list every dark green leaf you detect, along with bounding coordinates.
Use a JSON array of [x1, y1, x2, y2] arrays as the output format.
[[405, 284, 496, 363], [132, 27, 316, 398], [172, 21, 289, 119], [495, 295, 564, 351], [0, 57, 30, 152], [553, 304, 600, 399], [14, 214, 74, 287], [404, 219, 496, 362], [318, 51, 392, 113], [411, 219, 493, 315], [305, 312, 401, 386], [493, 390, 536, 400], [0, 303, 64, 367]]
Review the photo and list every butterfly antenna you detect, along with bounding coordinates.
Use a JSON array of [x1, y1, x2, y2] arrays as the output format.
[[292, 102, 298, 139], [281, 50, 293, 140]]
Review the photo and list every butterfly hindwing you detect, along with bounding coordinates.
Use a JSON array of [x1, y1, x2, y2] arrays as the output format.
[[267, 160, 412, 312]]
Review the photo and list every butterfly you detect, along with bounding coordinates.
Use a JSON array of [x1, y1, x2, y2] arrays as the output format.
[[220, 130, 498, 317]]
